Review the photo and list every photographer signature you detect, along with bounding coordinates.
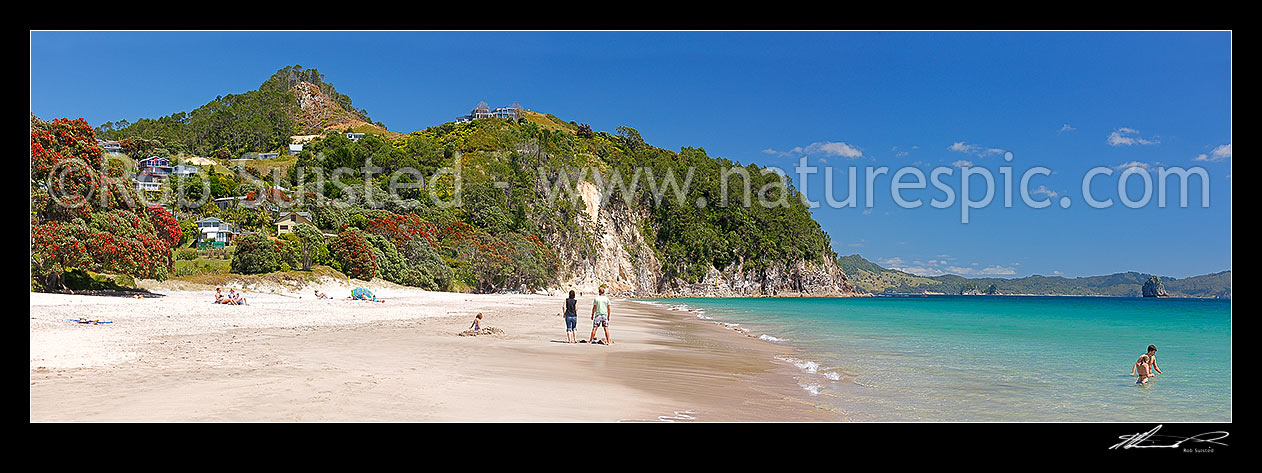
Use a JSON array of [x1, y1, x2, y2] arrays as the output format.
[[1110, 425, 1229, 450]]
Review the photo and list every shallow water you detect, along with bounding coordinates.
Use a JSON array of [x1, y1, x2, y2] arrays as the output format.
[[642, 296, 1231, 422]]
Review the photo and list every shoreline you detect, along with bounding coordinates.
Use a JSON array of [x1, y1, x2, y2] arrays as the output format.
[[30, 286, 841, 422]]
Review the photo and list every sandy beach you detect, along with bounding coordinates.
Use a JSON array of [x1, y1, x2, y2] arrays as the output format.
[[29, 282, 842, 422]]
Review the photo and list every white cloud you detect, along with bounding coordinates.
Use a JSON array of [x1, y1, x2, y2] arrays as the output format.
[[1107, 128, 1159, 147], [899, 266, 947, 277], [1058, 124, 1076, 134], [1115, 161, 1152, 171], [877, 257, 905, 266], [949, 141, 1006, 157], [862, 208, 873, 215], [952, 160, 973, 168], [977, 265, 1017, 275], [1031, 185, 1058, 198], [1213, 144, 1232, 159], [1194, 143, 1231, 162], [765, 141, 863, 159], [946, 264, 1018, 276], [1053, 270, 1063, 275]]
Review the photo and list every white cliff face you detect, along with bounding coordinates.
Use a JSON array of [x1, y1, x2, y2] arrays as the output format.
[[554, 181, 856, 298]]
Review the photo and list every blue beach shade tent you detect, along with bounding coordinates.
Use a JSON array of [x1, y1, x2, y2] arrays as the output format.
[[351, 287, 376, 301]]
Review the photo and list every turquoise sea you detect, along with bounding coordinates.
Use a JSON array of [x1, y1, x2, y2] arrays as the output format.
[[642, 296, 1231, 422]]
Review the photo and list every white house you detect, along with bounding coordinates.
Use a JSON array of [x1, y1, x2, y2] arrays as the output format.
[[194, 217, 236, 248], [172, 164, 200, 178]]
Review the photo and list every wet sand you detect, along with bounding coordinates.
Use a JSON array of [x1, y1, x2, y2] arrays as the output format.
[[29, 286, 842, 422]]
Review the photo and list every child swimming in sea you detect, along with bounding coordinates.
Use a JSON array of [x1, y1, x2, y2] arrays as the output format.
[[1133, 353, 1153, 384]]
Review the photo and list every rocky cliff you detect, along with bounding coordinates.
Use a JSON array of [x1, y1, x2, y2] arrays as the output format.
[[557, 182, 857, 297], [1142, 276, 1169, 297]]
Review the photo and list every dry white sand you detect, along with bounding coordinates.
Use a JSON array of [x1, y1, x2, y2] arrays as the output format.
[[30, 283, 843, 422]]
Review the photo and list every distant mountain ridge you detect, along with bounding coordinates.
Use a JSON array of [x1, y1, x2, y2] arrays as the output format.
[[839, 254, 1231, 298]]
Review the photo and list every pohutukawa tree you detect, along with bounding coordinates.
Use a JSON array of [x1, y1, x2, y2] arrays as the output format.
[[30, 116, 181, 290]]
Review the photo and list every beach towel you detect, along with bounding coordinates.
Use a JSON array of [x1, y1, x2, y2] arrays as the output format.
[[64, 318, 112, 325]]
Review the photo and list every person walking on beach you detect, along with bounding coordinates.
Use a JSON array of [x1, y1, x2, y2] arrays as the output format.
[[563, 290, 579, 343], [588, 286, 612, 345], [1131, 345, 1162, 384]]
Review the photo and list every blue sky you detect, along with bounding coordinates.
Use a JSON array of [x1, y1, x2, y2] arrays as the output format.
[[30, 31, 1231, 278]]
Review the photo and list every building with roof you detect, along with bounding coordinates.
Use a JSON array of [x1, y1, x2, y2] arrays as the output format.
[[274, 211, 315, 234], [455, 102, 523, 123], [194, 217, 236, 248]]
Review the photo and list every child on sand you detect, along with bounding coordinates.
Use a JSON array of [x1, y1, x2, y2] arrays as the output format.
[[469, 313, 483, 331]]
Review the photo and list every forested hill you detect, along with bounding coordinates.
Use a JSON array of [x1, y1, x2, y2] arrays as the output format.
[[840, 254, 1231, 298], [41, 65, 855, 296], [94, 65, 388, 158]]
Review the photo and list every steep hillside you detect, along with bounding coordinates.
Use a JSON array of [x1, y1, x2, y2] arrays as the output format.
[[78, 65, 857, 297], [837, 254, 938, 293], [95, 65, 397, 156], [292, 115, 857, 296]]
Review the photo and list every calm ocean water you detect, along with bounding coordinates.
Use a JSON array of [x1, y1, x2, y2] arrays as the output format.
[[642, 296, 1231, 422]]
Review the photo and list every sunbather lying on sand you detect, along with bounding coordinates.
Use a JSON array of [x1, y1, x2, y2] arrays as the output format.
[[314, 290, 330, 299]]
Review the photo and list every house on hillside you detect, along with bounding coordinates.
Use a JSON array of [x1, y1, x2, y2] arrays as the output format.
[[172, 164, 200, 178], [138, 156, 172, 176], [455, 101, 523, 123], [346, 132, 365, 142], [289, 144, 303, 155], [97, 139, 123, 154], [194, 217, 236, 248], [133, 156, 173, 192], [134, 174, 163, 192], [274, 211, 315, 234]]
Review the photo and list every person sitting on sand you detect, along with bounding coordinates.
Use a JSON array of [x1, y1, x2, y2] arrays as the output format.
[[214, 287, 227, 304], [314, 290, 329, 299], [227, 289, 248, 305], [1131, 345, 1162, 384], [469, 313, 483, 331], [588, 286, 612, 345]]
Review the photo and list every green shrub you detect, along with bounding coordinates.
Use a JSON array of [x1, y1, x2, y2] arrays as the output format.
[[175, 248, 199, 260], [229, 234, 279, 274]]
